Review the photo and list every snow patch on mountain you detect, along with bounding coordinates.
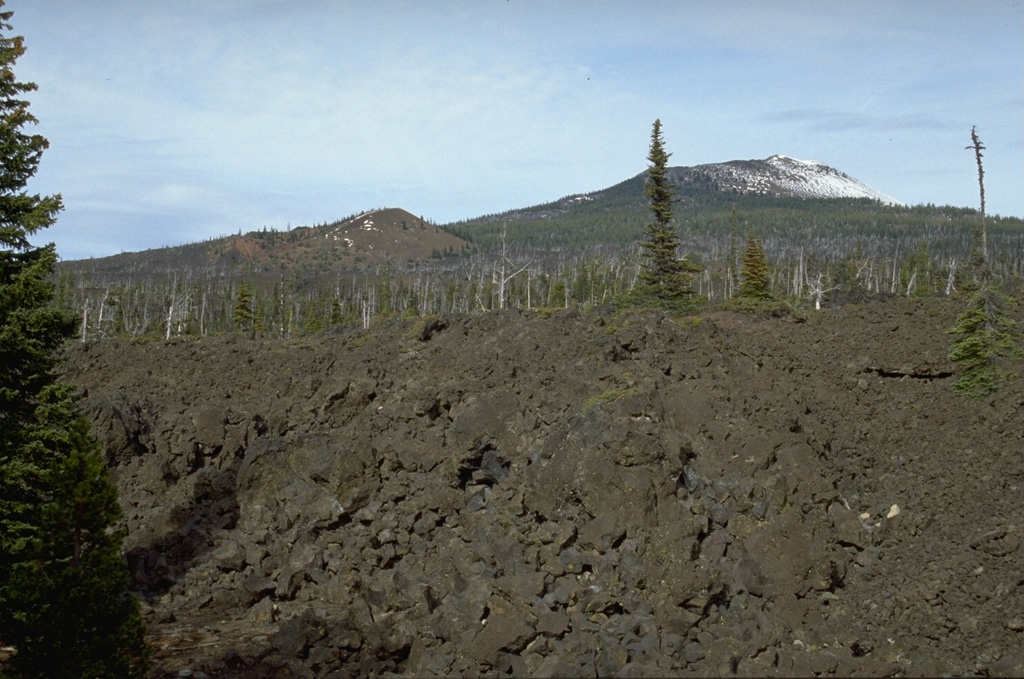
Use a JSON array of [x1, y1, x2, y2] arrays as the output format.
[[688, 155, 903, 205], [764, 155, 902, 204]]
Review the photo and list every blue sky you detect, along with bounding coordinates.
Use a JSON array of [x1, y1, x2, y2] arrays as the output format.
[[11, 0, 1023, 260]]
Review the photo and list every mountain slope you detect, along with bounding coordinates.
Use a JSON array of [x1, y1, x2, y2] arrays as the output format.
[[60, 157, 1021, 290], [457, 154, 902, 228], [210, 208, 470, 272], [64, 208, 472, 281], [444, 156, 1024, 259], [676, 155, 903, 204]]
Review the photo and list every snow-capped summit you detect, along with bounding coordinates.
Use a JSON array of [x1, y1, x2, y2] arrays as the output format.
[[671, 155, 903, 206]]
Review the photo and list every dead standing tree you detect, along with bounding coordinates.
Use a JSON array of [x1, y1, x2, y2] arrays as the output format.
[[968, 126, 987, 264], [966, 125, 989, 289], [494, 223, 531, 310], [946, 126, 1022, 398]]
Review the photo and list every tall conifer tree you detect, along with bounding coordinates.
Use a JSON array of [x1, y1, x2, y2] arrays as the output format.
[[947, 126, 1021, 398], [233, 280, 255, 331], [737, 233, 773, 300], [637, 119, 695, 303], [727, 207, 740, 297], [0, 4, 149, 676]]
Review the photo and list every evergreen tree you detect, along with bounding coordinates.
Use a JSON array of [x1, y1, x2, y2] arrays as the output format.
[[0, 4, 149, 676], [726, 207, 740, 297], [378, 272, 394, 316], [906, 239, 933, 297], [947, 288, 1021, 398], [329, 294, 345, 327], [961, 224, 987, 295], [233, 280, 255, 331], [736, 233, 773, 300], [947, 126, 1022, 398], [637, 119, 696, 303]]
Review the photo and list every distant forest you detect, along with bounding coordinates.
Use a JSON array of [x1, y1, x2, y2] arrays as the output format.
[[55, 189, 1024, 341]]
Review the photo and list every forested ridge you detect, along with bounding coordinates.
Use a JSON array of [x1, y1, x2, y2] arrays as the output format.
[[450, 176, 1022, 261], [54, 171, 1024, 342]]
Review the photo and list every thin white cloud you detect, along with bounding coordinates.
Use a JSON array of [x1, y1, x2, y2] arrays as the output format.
[[10, 0, 1024, 259]]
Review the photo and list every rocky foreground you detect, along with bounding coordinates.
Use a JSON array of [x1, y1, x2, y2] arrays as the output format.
[[61, 298, 1023, 677]]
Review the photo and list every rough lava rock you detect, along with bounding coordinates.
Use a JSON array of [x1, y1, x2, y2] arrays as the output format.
[[60, 297, 1023, 677]]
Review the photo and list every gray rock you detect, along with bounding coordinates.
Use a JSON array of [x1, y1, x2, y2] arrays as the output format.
[[243, 573, 275, 598], [495, 570, 546, 602], [479, 448, 509, 485], [681, 466, 703, 493], [730, 549, 768, 597], [275, 568, 305, 600], [579, 511, 627, 553], [193, 406, 226, 450], [249, 596, 277, 624], [536, 610, 569, 636], [660, 632, 684, 656], [467, 613, 534, 663], [699, 529, 729, 561], [273, 618, 311, 658], [211, 539, 246, 572], [532, 654, 565, 678], [710, 502, 730, 527], [828, 501, 867, 549], [466, 492, 487, 512], [597, 640, 629, 676], [616, 661, 661, 678], [683, 640, 705, 663]]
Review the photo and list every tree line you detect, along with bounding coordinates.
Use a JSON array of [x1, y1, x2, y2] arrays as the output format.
[[56, 220, 1021, 343]]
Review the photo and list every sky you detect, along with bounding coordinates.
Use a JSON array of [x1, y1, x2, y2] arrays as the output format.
[[10, 0, 1023, 261]]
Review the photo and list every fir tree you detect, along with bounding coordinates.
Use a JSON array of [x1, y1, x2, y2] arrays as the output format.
[[947, 126, 1021, 398], [329, 295, 345, 327], [906, 239, 933, 297], [637, 119, 696, 303], [233, 280, 255, 331], [0, 3, 149, 676], [727, 207, 740, 297], [947, 288, 1021, 398], [736, 233, 773, 300]]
